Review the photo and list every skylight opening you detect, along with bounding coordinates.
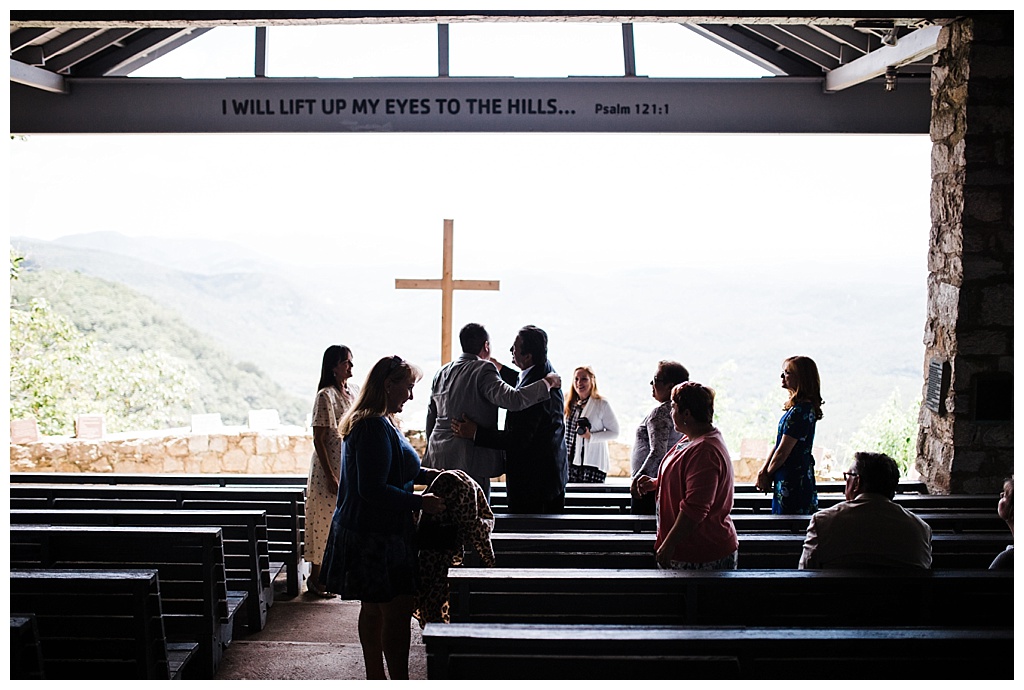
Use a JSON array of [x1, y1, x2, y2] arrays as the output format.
[[267, 25, 438, 78], [633, 23, 774, 78], [129, 23, 775, 80], [448, 22, 623, 78]]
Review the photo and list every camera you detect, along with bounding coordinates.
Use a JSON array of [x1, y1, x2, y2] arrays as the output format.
[[576, 417, 592, 434]]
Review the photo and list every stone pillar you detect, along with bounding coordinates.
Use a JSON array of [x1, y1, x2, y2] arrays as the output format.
[[918, 15, 1013, 493]]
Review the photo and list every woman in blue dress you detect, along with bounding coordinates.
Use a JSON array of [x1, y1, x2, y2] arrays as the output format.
[[319, 355, 446, 680], [756, 356, 824, 514]]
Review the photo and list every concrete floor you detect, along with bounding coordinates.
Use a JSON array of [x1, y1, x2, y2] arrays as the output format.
[[214, 579, 428, 681]]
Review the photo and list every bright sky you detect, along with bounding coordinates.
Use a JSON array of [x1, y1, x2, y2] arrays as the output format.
[[6, 14, 935, 441], [8, 21, 932, 275]]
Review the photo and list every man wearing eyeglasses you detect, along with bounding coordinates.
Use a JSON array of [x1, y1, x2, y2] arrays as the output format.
[[452, 325, 568, 513], [798, 451, 932, 569]]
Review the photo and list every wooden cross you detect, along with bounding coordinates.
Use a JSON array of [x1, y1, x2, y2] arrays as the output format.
[[395, 219, 500, 364]]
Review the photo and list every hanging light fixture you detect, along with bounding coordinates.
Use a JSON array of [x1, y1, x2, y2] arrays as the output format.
[[885, 66, 898, 91]]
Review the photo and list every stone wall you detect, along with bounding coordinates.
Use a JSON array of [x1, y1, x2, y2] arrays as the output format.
[[9, 427, 316, 475], [917, 16, 1014, 493], [10, 426, 836, 485]]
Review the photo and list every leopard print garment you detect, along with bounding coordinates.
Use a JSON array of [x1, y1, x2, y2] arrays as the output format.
[[413, 469, 495, 627]]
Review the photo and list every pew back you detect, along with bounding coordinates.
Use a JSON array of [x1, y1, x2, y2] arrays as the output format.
[[447, 568, 1011, 627], [484, 531, 1010, 569], [11, 508, 274, 633], [492, 512, 1006, 533], [424, 623, 1013, 679], [10, 524, 232, 679], [9, 569, 192, 680], [9, 483, 305, 596]]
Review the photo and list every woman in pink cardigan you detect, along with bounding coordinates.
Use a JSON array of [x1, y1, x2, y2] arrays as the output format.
[[635, 382, 738, 569]]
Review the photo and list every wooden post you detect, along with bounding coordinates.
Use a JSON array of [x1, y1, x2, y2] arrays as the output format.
[[396, 219, 499, 364]]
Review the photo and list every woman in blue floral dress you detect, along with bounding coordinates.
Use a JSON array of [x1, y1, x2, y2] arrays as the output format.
[[756, 356, 824, 514]]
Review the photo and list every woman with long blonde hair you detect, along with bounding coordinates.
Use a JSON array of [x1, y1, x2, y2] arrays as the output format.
[[563, 365, 619, 482], [756, 355, 824, 514], [319, 355, 446, 680]]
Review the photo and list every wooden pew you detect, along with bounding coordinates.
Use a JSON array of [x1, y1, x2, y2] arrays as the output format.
[[423, 623, 1013, 679], [488, 490, 997, 514], [9, 471, 309, 488], [10, 508, 275, 634], [446, 568, 1012, 627], [481, 532, 1010, 569], [488, 479, 932, 494], [9, 569, 198, 680], [10, 524, 238, 679], [493, 512, 1007, 534], [10, 614, 45, 680], [9, 483, 306, 597]]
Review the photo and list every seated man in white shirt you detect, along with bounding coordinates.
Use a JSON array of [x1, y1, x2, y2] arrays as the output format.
[[799, 451, 932, 569]]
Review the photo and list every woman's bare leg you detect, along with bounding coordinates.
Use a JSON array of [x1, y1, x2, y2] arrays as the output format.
[[379, 595, 414, 680], [357, 602, 386, 679]]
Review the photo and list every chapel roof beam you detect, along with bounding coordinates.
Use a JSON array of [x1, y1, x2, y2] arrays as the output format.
[[9, 58, 66, 93], [9, 11, 949, 29], [683, 24, 820, 77], [74, 28, 211, 77], [825, 25, 941, 92]]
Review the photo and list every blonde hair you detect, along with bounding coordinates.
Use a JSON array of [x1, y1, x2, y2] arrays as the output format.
[[564, 365, 602, 417], [340, 355, 422, 436], [783, 355, 824, 420]]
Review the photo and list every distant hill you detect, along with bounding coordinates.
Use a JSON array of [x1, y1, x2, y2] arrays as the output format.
[[11, 233, 928, 454], [10, 265, 310, 426]]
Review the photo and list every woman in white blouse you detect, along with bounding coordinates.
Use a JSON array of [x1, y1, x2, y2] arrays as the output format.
[[564, 366, 619, 481]]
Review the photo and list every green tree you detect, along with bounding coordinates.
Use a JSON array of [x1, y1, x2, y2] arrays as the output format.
[[10, 255, 197, 435], [710, 359, 784, 452], [840, 390, 920, 475]]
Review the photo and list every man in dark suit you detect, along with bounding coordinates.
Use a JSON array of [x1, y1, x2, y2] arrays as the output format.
[[451, 325, 568, 513]]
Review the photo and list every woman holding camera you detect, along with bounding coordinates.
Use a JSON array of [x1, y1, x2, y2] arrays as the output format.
[[564, 365, 619, 482]]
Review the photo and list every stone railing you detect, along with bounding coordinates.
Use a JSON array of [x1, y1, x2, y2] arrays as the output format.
[[9, 424, 836, 484], [9, 426, 316, 475]]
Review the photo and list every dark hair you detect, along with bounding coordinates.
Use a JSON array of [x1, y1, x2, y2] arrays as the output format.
[[853, 452, 901, 499], [517, 325, 548, 363], [1000, 476, 1014, 522], [657, 360, 690, 387], [459, 323, 489, 355], [317, 345, 351, 391], [671, 381, 716, 425]]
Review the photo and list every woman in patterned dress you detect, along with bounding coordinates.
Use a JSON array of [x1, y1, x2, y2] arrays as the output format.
[[304, 345, 357, 597], [756, 355, 824, 515]]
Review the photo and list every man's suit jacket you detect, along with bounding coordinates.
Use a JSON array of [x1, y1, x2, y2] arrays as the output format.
[[474, 359, 567, 508], [423, 353, 550, 479], [798, 492, 933, 569]]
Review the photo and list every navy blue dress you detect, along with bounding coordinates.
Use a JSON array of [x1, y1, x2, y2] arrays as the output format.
[[319, 416, 426, 603], [771, 402, 819, 515]]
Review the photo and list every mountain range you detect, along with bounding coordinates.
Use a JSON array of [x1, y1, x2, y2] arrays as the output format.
[[10, 231, 928, 453]]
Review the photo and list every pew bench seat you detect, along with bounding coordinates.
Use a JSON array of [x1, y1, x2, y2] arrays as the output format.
[[423, 623, 1013, 679], [492, 511, 1006, 533], [9, 483, 306, 597], [10, 614, 45, 680], [10, 524, 238, 679], [10, 569, 198, 680], [447, 568, 1012, 627], [11, 508, 276, 634], [481, 531, 1010, 569]]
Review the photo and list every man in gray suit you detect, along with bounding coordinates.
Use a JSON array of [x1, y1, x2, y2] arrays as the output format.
[[424, 323, 561, 499]]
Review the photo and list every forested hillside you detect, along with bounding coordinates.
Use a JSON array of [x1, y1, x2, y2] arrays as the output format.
[[11, 265, 309, 427]]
